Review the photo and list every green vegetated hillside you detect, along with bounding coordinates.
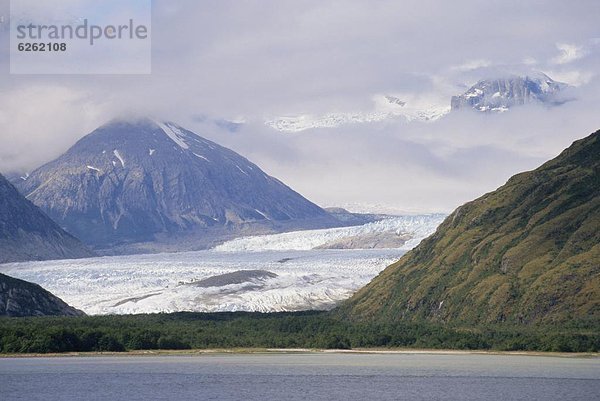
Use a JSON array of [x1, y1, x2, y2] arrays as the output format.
[[337, 130, 600, 326]]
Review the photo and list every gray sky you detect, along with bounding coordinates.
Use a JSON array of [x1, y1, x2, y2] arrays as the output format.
[[0, 0, 599, 212]]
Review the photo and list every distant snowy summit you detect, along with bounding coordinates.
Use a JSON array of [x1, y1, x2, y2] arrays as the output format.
[[266, 72, 571, 132], [265, 95, 450, 133], [450, 73, 569, 112]]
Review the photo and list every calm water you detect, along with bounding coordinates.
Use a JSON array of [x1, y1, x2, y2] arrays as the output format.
[[1, 353, 598, 400]]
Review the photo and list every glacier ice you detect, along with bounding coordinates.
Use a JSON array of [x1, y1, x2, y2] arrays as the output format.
[[0, 249, 405, 315], [214, 214, 445, 252], [0, 215, 444, 315]]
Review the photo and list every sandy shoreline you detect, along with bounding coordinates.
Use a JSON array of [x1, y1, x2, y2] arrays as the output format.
[[1, 348, 598, 358]]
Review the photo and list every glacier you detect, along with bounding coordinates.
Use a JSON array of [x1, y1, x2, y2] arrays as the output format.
[[0, 215, 444, 315], [214, 214, 446, 252], [0, 249, 406, 315]]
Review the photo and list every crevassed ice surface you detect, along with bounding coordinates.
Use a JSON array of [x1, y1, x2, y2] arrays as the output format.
[[0, 249, 405, 315], [214, 215, 446, 251], [0, 216, 444, 315]]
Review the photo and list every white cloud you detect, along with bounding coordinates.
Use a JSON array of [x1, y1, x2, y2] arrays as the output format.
[[551, 43, 586, 64], [543, 69, 594, 86], [1, 0, 599, 212], [0, 85, 109, 172], [450, 59, 492, 72]]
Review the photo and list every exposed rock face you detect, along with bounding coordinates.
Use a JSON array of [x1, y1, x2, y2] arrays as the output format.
[[451, 73, 568, 112], [17, 118, 336, 249], [337, 130, 600, 326], [0, 273, 84, 317], [0, 173, 94, 263]]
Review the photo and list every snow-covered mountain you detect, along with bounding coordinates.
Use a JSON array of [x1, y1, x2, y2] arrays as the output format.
[[451, 73, 569, 112], [0, 173, 94, 263], [265, 95, 449, 133], [265, 72, 571, 132], [17, 118, 337, 249]]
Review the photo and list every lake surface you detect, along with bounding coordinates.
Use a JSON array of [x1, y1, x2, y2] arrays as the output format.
[[1, 353, 598, 400]]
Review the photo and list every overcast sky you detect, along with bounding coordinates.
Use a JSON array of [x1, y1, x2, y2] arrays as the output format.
[[0, 0, 599, 213]]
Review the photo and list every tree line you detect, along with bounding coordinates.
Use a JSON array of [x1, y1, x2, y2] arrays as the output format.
[[1, 311, 598, 354]]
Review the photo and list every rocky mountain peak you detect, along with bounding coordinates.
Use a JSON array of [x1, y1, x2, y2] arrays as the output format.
[[451, 72, 569, 112], [17, 118, 334, 250]]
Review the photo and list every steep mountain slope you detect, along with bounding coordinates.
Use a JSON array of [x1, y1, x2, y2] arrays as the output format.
[[0, 273, 84, 317], [18, 119, 336, 249], [337, 130, 600, 325], [451, 73, 568, 112], [0, 173, 94, 263]]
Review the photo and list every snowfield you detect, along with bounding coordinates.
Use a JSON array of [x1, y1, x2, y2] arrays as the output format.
[[0, 215, 444, 315]]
